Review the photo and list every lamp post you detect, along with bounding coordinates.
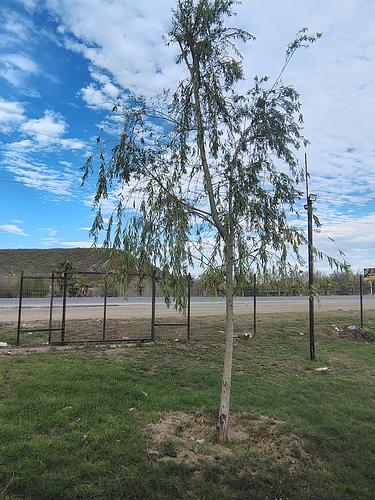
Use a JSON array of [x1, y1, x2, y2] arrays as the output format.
[[304, 193, 317, 360]]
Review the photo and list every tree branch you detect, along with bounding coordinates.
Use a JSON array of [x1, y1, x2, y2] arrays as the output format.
[[186, 45, 226, 240]]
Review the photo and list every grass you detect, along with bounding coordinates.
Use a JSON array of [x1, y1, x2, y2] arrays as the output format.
[[0, 311, 374, 499]]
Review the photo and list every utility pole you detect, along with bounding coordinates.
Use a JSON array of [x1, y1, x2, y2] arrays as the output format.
[[304, 154, 317, 361]]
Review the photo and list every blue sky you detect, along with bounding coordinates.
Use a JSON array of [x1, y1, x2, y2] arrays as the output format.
[[0, 0, 374, 272]]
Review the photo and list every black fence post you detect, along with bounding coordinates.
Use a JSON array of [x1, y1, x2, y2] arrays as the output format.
[[102, 277, 108, 341], [61, 271, 68, 343], [360, 274, 364, 329], [16, 270, 24, 346], [151, 270, 156, 342], [187, 274, 191, 340], [48, 272, 55, 344], [253, 273, 257, 337], [306, 196, 316, 361]]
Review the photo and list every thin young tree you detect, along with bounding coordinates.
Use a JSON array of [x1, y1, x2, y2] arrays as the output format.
[[84, 0, 325, 443]]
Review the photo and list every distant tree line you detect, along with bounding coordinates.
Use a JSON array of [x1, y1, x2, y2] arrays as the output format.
[[0, 265, 371, 298], [191, 268, 372, 297], [238, 269, 372, 296]]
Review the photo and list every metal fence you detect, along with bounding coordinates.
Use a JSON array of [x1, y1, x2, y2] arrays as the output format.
[[0, 270, 192, 346], [0, 271, 374, 348]]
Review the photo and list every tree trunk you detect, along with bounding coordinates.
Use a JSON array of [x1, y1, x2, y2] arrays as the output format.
[[217, 236, 234, 444]]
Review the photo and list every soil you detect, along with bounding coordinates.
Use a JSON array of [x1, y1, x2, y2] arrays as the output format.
[[147, 411, 313, 472], [0, 341, 154, 355]]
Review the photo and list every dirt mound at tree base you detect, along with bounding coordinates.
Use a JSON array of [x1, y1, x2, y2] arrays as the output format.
[[147, 412, 314, 473]]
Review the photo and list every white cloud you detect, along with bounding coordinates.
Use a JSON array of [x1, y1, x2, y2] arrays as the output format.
[[79, 68, 122, 110], [2, 53, 39, 73], [21, 110, 65, 140], [0, 223, 29, 236], [37, 227, 95, 247], [2, 140, 82, 197], [39, 227, 58, 237], [0, 11, 32, 48], [321, 214, 375, 247], [7, 166, 75, 196], [46, 0, 375, 191], [59, 240, 94, 248], [0, 8, 63, 53], [2, 17, 28, 40], [46, 0, 181, 96], [1, 107, 87, 198], [39, 227, 60, 246], [0, 52, 40, 93], [41, 238, 95, 248], [15, 0, 39, 10], [0, 102, 86, 154], [80, 83, 114, 110], [19, 110, 86, 150], [80, 84, 117, 110], [59, 137, 87, 149], [315, 213, 375, 272], [0, 97, 25, 133]]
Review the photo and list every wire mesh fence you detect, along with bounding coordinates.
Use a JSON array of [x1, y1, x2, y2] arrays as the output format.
[[0, 271, 374, 347], [0, 271, 193, 345]]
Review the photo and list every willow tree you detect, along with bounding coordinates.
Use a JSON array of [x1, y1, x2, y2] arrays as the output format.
[[84, 0, 322, 443]]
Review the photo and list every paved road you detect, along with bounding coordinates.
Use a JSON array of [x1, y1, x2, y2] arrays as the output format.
[[0, 295, 374, 323]]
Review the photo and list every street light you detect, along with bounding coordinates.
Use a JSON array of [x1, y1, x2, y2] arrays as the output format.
[[305, 192, 317, 360]]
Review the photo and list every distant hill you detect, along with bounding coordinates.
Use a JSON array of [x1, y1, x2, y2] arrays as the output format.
[[0, 248, 114, 275]]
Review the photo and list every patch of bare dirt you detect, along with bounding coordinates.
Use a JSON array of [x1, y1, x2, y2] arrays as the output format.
[[0, 341, 154, 356], [147, 411, 313, 472]]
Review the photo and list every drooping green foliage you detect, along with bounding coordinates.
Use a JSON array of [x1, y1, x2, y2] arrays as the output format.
[[83, 0, 334, 309]]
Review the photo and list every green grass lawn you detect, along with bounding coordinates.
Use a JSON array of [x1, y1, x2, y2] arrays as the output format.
[[0, 312, 374, 499]]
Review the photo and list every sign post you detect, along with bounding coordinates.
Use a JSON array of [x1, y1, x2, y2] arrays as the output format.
[[361, 268, 375, 330], [363, 268, 375, 280]]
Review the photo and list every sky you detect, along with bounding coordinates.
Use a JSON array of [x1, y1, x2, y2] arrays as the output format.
[[0, 0, 374, 273]]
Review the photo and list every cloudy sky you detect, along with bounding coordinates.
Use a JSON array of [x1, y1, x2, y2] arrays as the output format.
[[0, 0, 374, 272]]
